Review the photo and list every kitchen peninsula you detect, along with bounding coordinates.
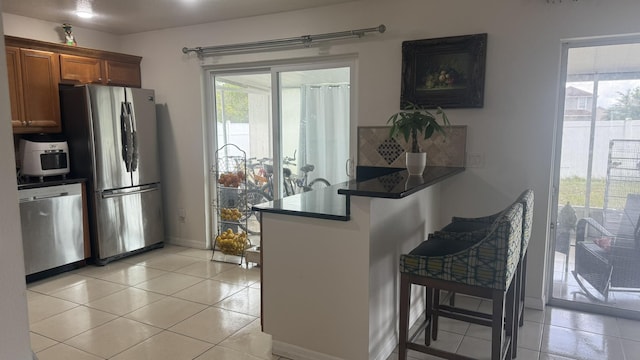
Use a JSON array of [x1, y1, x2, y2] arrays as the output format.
[[254, 166, 463, 360]]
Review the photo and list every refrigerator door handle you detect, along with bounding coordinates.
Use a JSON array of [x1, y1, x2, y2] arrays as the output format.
[[102, 184, 159, 199], [120, 102, 133, 172], [130, 102, 139, 172]]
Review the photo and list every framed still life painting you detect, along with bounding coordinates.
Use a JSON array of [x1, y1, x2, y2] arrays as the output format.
[[400, 33, 487, 109]]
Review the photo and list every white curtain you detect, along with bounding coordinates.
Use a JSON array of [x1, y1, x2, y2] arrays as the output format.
[[299, 84, 350, 185]]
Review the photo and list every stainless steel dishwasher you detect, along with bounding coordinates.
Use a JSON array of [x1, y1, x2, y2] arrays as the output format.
[[18, 183, 84, 276]]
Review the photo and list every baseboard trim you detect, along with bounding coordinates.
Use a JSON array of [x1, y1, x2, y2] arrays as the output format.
[[525, 295, 545, 310], [371, 334, 397, 360], [166, 236, 207, 249], [272, 340, 344, 360]]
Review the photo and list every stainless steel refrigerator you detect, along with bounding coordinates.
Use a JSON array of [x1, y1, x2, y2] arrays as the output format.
[[61, 85, 164, 265]]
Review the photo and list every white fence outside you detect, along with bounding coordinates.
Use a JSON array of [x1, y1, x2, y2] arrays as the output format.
[[560, 119, 640, 178], [217, 122, 250, 157]]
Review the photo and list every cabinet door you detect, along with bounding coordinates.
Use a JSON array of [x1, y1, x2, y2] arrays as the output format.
[[105, 60, 141, 88], [60, 54, 104, 84], [20, 49, 61, 132], [5, 46, 25, 128]]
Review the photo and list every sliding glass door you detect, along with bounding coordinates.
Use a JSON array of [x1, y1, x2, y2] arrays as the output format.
[[549, 37, 640, 319]]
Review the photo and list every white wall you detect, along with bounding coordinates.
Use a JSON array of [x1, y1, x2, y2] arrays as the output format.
[[0, 3, 33, 359], [4, 0, 640, 309]]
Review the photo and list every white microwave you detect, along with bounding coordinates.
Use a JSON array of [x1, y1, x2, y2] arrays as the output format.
[[19, 139, 70, 177]]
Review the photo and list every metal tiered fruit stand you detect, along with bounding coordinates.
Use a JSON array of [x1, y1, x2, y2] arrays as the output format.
[[211, 144, 251, 264]]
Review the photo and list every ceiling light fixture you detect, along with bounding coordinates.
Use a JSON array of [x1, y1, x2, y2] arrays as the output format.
[[75, 0, 94, 19]]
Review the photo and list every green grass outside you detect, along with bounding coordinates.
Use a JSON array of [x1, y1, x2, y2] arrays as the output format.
[[558, 176, 605, 208], [559, 176, 640, 209]]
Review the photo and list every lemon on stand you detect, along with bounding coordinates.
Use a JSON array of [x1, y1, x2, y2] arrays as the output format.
[[220, 208, 242, 221], [215, 229, 249, 255]]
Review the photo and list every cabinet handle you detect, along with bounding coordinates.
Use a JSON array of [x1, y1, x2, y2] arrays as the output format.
[[98, 77, 102, 81], [21, 121, 27, 126], [27, 120, 32, 126], [108, 78, 112, 83]]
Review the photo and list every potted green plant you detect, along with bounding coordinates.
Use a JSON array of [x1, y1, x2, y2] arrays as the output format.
[[556, 202, 577, 254], [387, 102, 450, 175]]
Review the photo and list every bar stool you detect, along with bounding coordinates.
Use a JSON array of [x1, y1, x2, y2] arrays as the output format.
[[436, 189, 534, 355], [398, 202, 523, 360]]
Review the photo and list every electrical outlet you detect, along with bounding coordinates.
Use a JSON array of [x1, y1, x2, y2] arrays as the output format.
[[466, 153, 485, 168], [178, 208, 186, 223]]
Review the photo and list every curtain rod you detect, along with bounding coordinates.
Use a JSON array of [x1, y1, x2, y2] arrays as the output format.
[[182, 24, 386, 56]]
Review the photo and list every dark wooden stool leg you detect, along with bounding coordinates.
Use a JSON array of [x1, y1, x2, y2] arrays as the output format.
[[432, 289, 440, 341], [506, 279, 516, 359], [425, 287, 433, 346], [519, 252, 527, 327], [492, 291, 505, 360], [512, 261, 521, 358], [399, 274, 410, 360]]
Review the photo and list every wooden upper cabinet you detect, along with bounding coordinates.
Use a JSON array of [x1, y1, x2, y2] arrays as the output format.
[[60, 54, 141, 88], [60, 54, 104, 84], [105, 60, 141, 88], [6, 46, 61, 134], [20, 49, 61, 131], [5, 46, 24, 128]]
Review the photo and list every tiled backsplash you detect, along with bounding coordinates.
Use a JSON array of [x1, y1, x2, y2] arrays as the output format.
[[358, 125, 467, 168]]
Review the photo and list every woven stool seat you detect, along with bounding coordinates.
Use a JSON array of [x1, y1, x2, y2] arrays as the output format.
[[435, 189, 534, 357], [398, 201, 523, 360]]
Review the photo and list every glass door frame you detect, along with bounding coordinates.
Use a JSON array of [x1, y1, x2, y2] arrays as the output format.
[[547, 34, 640, 321], [202, 55, 357, 246]]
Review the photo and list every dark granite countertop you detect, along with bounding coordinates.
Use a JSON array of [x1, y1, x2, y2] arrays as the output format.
[[339, 166, 465, 199], [251, 166, 464, 221], [17, 176, 87, 190], [252, 183, 350, 221]]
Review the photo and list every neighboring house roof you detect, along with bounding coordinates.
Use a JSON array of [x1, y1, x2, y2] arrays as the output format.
[[566, 86, 593, 96]]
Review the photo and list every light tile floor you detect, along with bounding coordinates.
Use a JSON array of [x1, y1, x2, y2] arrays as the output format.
[[27, 245, 640, 360]]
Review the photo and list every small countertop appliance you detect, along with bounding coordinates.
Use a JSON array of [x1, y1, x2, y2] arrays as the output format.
[[19, 136, 70, 179]]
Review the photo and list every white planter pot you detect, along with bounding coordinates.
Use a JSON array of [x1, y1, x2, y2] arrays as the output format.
[[405, 152, 426, 175]]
